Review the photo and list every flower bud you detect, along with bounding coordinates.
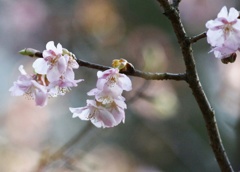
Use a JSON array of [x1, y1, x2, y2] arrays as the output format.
[[112, 58, 135, 73], [221, 53, 237, 64], [19, 48, 42, 58], [62, 48, 76, 60]]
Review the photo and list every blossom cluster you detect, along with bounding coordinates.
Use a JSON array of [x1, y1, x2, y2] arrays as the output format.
[[10, 41, 132, 128], [9, 41, 83, 107], [206, 6, 240, 60], [69, 61, 132, 128]]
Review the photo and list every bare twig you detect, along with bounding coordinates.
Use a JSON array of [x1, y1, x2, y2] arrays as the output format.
[[76, 58, 187, 81], [36, 123, 93, 171], [19, 50, 187, 81], [190, 32, 207, 44], [128, 81, 150, 104], [156, 0, 233, 171]]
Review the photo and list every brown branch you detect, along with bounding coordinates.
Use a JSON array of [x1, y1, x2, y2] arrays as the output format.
[[20, 50, 187, 81], [190, 32, 207, 44], [172, 0, 181, 7], [156, 0, 234, 171], [77, 58, 187, 81]]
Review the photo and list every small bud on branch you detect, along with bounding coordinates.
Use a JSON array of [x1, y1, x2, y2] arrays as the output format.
[[19, 48, 43, 58]]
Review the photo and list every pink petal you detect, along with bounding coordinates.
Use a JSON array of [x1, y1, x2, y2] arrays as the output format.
[[34, 90, 48, 107], [206, 29, 224, 47], [56, 43, 63, 54], [206, 20, 222, 30], [9, 83, 26, 96], [46, 41, 55, 51], [114, 99, 127, 109], [70, 60, 79, 69], [57, 56, 67, 74], [64, 68, 75, 80], [97, 71, 104, 78], [111, 107, 125, 124], [217, 6, 228, 18], [96, 78, 107, 90], [69, 107, 91, 120], [47, 65, 61, 82], [32, 58, 49, 74], [18, 65, 27, 75], [95, 109, 116, 128], [87, 88, 100, 96], [228, 7, 239, 21], [118, 74, 132, 91]]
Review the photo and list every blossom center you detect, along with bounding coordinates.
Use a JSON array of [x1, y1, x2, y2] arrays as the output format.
[[107, 75, 118, 87], [223, 23, 233, 35]]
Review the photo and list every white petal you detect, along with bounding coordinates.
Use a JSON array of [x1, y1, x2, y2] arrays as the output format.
[[34, 89, 48, 107], [118, 75, 132, 91], [46, 41, 55, 50], [57, 56, 67, 74], [228, 8, 239, 21], [233, 20, 240, 31], [56, 43, 63, 54], [95, 109, 116, 128], [32, 58, 49, 74], [217, 6, 228, 18], [47, 65, 61, 82], [206, 29, 224, 47], [97, 71, 104, 78], [18, 65, 27, 75]]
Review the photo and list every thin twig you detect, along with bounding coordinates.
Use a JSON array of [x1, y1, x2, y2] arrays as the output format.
[[36, 123, 93, 171], [128, 81, 150, 104], [156, 0, 234, 171], [21, 50, 187, 81], [77, 58, 186, 81], [51, 123, 92, 159], [190, 32, 207, 44]]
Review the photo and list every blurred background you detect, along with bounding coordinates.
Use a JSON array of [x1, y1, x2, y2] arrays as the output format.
[[1, 0, 240, 171]]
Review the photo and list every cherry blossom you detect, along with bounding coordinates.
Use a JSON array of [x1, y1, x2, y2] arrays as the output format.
[[69, 99, 126, 128], [87, 88, 125, 104], [206, 6, 240, 59], [10, 41, 82, 106], [11, 41, 132, 128], [9, 65, 48, 106], [32, 41, 79, 82], [69, 66, 132, 128], [97, 68, 132, 95], [33, 41, 63, 75], [47, 75, 83, 97]]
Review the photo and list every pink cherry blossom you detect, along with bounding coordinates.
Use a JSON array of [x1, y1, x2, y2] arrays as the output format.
[[87, 88, 125, 105], [97, 68, 132, 95], [211, 44, 237, 59], [9, 65, 48, 107], [69, 67, 131, 128], [69, 99, 125, 128], [206, 6, 240, 59], [48, 76, 83, 97], [32, 41, 79, 82], [33, 41, 63, 74], [108, 99, 126, 124]]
